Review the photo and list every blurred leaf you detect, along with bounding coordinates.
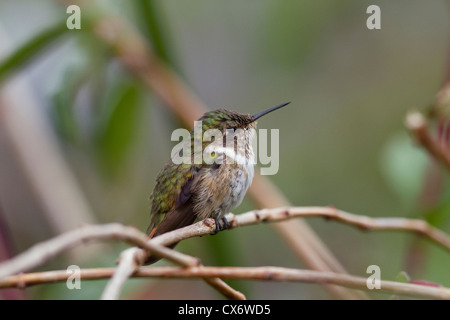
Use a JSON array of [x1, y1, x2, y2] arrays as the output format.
[[395, 271, 411, 283], [0, 21, 67, 83], [424, 193, 450, 227], [379, 132, 428, 206], [50, 68, 83, 143], [97, 82, 142, 176], [50, 32, 111, 144], [389, 271, 411, 300], [134, 0, 175, 66]]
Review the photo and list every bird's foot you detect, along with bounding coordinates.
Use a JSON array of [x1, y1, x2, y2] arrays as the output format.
[[211, 217, 230, 235]]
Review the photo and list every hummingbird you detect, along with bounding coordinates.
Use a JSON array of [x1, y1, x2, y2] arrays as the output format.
[[145, 102, 290, 264]]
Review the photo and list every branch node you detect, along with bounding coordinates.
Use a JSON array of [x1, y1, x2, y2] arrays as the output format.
[[405, 111, 427, 131], [203, 218, 215, 230], [17, 273, 26, 289], [254, 210, 261, 222], [264, 270, 274, 280]]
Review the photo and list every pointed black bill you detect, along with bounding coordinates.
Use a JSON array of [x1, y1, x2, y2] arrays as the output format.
[[251, 101, 291, 122]]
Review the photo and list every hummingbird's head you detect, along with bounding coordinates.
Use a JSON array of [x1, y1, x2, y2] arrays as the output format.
[[199, 109, 255, 132], [197, 102, 291, 132], [190, 102, 291, 164]]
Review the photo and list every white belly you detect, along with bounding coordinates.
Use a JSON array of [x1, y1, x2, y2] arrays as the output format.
[[210, 146, 255, 218], [229, 162, 254, 210]]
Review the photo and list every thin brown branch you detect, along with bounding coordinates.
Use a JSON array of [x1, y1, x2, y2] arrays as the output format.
[[0, 222, 244, 300], [0, 223, 138, 279], [148, 207, 450, 257], [406, 111, 450, 171], [102, 247, 245, 300], [0, 223, 201, 280], [230, 207, 450, 250], [2, 266, 449, 300], [0, 206, 449, 299], [100, 248, 141, 300], [98, 206, 450, 299], [1, 206, 448, 282]]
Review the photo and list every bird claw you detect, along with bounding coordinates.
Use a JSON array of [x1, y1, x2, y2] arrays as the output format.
[[211, 217, 230, 235], [222, 216, 230, 230]]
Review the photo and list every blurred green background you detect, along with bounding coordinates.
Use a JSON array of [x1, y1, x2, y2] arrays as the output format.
[[0, 0, 449, 299]]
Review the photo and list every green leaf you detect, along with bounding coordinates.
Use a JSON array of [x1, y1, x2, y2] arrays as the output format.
[[379, 132, 428, 206], [395, 271, 411, 283], [0, 21, 68, 83], [388, 271, 411, 300], [50, 68, 84, 143], [97, 83, 142, 175], [424, 193, 450, 227]]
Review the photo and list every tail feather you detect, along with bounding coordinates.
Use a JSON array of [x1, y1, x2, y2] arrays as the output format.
[[144, 202, 196, 265]]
